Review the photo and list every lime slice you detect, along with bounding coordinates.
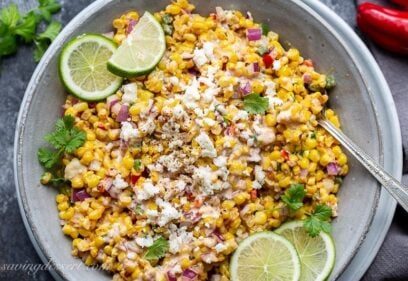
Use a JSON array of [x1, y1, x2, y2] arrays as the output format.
[[230, 232, 301, 281], [275, 221, 336, 281], [107, 12, 166, 77], [59, 34, 123, 101]]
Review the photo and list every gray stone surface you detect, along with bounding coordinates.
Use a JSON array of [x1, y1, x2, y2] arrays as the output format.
[[0, 0, 404, 280]]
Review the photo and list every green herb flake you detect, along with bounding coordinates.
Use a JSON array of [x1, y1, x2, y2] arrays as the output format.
[[134, 205, 143, 215], [133, 159, 142, 171], [325, 74, 336, 90], [304, 204, 333, 237], [162, 14, 173, 24], [281, 184, 305, 211], [243, 93, 269, 114], [144, 237, 169, 260], [260, 23, 269, 36]]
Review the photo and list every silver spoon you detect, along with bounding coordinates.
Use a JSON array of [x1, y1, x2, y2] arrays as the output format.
[[318, 117, 408, 213]]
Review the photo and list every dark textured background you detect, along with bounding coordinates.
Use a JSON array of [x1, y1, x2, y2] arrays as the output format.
[[0, 0, 407, 280]]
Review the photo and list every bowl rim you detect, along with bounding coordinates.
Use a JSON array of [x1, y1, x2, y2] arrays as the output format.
[[13, 0, 402, 280]]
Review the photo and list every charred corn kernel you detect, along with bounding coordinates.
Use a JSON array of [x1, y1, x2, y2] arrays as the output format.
[[62, 224, 78, 238], [319, 153, 331, 166], [126, 11, 139, 20], [183, 33, 196, 42], [122, 155, 134, 170], [270, 150, 281, 160], [166, 4, 182, 15], [56, 194, 68, 203], [71, 176, 84, 189], [279, 177, 291, 187], [304, 138, 317, 149], [113, 34, 126, 44], [298, 158, 309, 169], [222, 200, 235, 210], [180, 258, 191, 269], [113, 18, 126, 29], [265, 114, 276, 127], [104, 245, 112, 255], [337, 153, 348, 166], [81, 151, 93, 165], [309, 149, 320, 162], [84, 174, 100, 188], [234, 193, 247, 205], [254, 211, 267, 225], [60, 208, 75, 220], [57, 201, 69, 211], [89, 209, 103, 220]]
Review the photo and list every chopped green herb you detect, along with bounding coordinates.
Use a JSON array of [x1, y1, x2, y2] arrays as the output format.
[[243, 93, 269, 114], [162, 24, 173, 36], [144, 237, 169, 260], [134, 204, 143, 215], [281, 184, 305, 211], [38, 115, 86, 169], [335, 176, 343, 185], [260, 23, 269, 36], [310, 132, 316, 139], [325, 74, 336, 90], [133, 159, 142, 171], [222, 115, 231, 125], [162, 14, 173, 24], [304, 204, 333, 237]]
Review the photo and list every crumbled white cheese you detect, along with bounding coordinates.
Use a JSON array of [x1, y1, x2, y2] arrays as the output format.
[[277, 109, 292, 123], [137, 180, 160, 201], [256, 127, 276, 144], [264, 80, 276, 97], [253, 165, 265, 189], [195, 131, 217, 158], [135, 236, 154, 248], [203, 42, 215, 61], [182, 78, 200, 109], [170, 265, 182, 275], [193, 48, 208, 67], [120, 121, 139, 142], [172, 104, 186, 119], [169, 76, 179, 86], [269, 97, 284, 106], [156, 198, 181, 226], [168, 226, 193, 254], [213, 156, 227, 167], [64, 158, 87, 180], [273, 60, 281, 71], [175, 180, 187, 192], [89, 160, 101, 171], [215, 243, 227, 253], [113, 174, 128, 189], [248, 148, 261, 162], [203, 118, 216, 127], [145, 209, 159, 222], [121, 83, 137, 104], [158, 152, 183, 173], [233, 110, 249, 122], [169, 139, 183, 149], [139, 118, 156, 135], [203, 87, 219, 103]]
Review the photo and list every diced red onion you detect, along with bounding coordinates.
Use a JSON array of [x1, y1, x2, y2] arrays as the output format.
[[111, 102, 122, 116], [327, 162, 340, 175], [300, 169, 308, 178], [72, 189, 91, 202], [71, 98, 78, 105], [167, 271, 177, 281], [107, 95, 119, 109], [127, 19, 138, 34], [252, 62, 260, 72], [303, 73, 312, 84], [182, 268, 198, 280], [116, 104, 129, 122], [247, 28, 262, 41], [239, 81, 251, 96], [212, 229, 225, 242]]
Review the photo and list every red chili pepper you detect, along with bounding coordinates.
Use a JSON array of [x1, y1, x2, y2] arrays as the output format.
[[281, 149, 289, 161], [131, 174, 140, 185], [389, 0, 408, 8], [357, 2, 408, 55], [262, 54, 273, 68]]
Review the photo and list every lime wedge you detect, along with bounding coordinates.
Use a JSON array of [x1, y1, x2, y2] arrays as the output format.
[[230, 232, 301, 281], [275, 221, 336, 281], [59, 34, 123, 101], [107, 11, 166, 77]]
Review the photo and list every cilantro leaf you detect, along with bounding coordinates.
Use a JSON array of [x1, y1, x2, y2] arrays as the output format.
[[133, 159, 142, 171], [38, 115, 85, 169], [37, 20, 61, 41], [243, 93, 269, 114], [0, 33, 17, 56], [134, 205, 143, 215], [33, 39, 48, 62], [14, 12, 37, 42], [304, 204, 333, 237], [313, 204, 332, 221], [281, 184, 305, 211], [144, 237, 169, 260], [38, 147, 61, 169], [37, 0, 61, 22], [0, 4, 20, 28]]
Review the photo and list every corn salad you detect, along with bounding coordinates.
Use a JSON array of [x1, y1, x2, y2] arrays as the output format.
[[54, 1, 348, 280]]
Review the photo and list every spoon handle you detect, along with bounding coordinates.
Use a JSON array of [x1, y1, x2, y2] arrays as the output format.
[[318, 118, 408, 212]]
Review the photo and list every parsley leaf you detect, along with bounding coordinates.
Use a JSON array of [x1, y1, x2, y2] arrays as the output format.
[[282, 184, 305, 211], [38, 115, 85, 169], [33, 39, 48, 62], [38, 0, 61, 22], [0, 4, 20, 28], [304, 204, 333, 237], [144, 237, 169, 260], [0, 33, 17, 56], [243, 93, 269, 114], [37, 20, 61, 41]]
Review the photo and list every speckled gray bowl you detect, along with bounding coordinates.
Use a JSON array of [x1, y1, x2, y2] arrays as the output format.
[[14, 0, 402, 280]]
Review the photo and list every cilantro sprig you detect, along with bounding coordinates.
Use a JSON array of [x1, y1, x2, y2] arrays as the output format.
[[144, 237, 169, 260], [304, 204, 333, 237], [282, 184, 306, 211], [243, 93, 269, 114], [0, 0, 61, 64], [37, 115, 86, 169]]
